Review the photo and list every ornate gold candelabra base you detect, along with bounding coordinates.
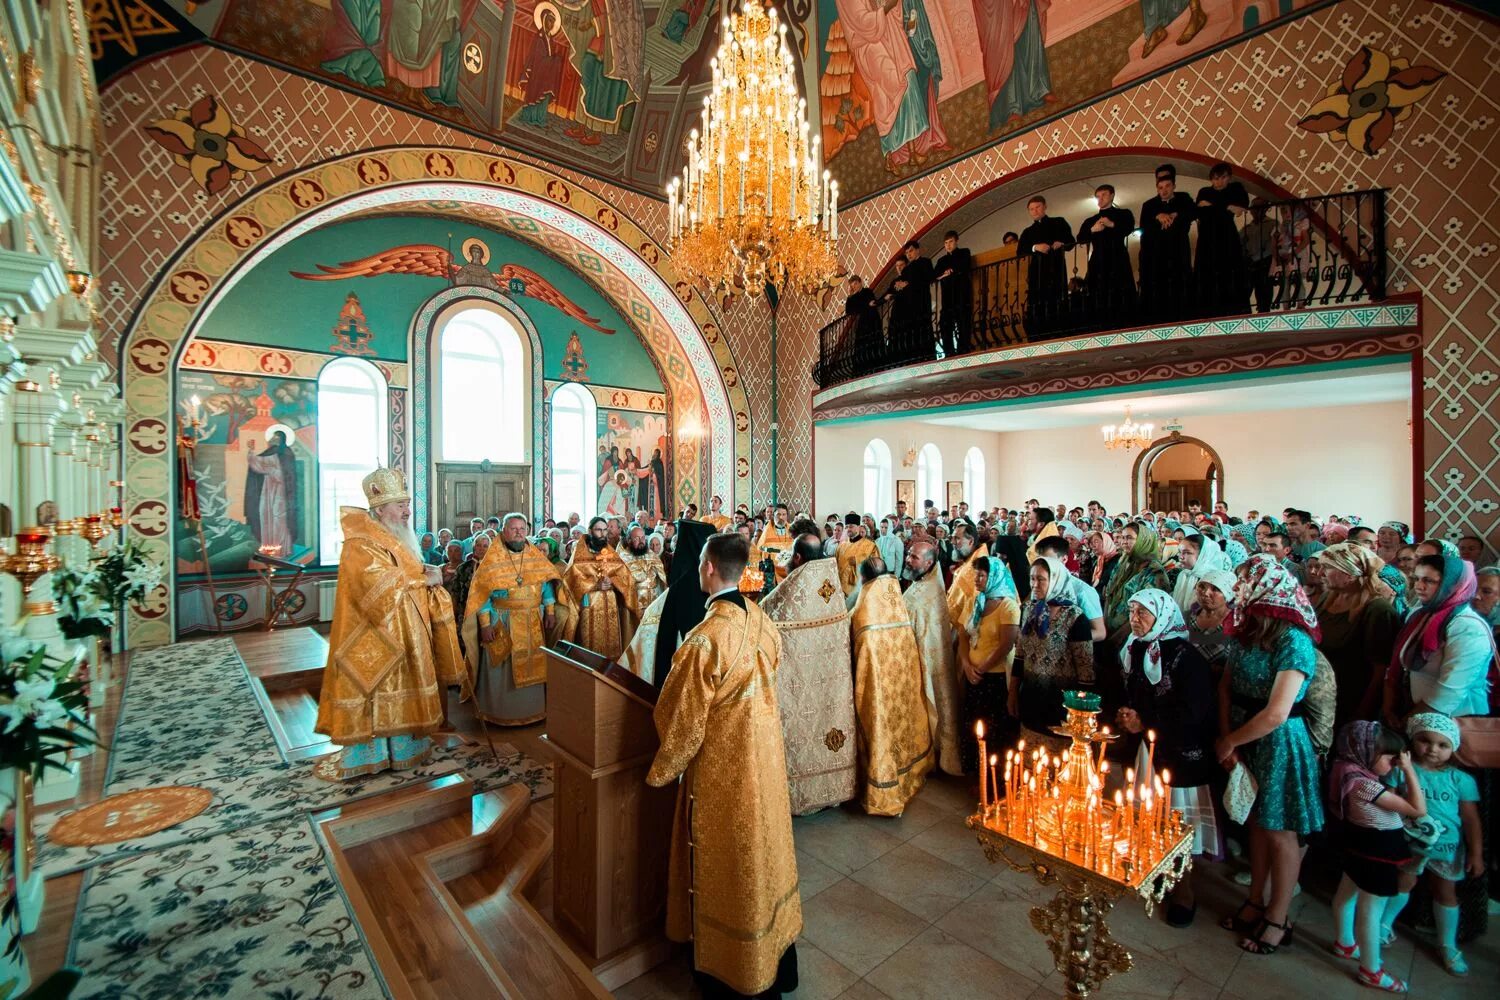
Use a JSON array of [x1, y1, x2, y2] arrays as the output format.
[[969, 812, 1193, 997]]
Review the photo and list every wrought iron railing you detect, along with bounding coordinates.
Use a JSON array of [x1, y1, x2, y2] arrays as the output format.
[[813, 188, 1388, 389]]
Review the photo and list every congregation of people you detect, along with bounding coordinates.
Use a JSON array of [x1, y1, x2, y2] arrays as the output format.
[[833, 162, 1319, 373]]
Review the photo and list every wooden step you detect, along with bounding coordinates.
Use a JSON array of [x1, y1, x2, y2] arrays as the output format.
[[318, 777, 614, 1000]]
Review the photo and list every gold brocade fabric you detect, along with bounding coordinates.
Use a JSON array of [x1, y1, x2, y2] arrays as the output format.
[[703, 513, 732, 532], [757, 523, 794, 583], [850, 576, 934, 816], [316, 507, 466, 745], [621, 549, 668, 611], [739, 535, 766, 594], [563, 542, 640, 660], [1027, 521, 1059, 562], [946, 543, 990, 634], [623, 589, 666, 684], [647, 597, 802, 996], [460, 541, 572, 688], [904, 571, 964, 776], [835, 537, 880, 595], [761, 559, 856, 814]]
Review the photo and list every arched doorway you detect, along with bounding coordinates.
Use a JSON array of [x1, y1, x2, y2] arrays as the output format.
[[1130, 433, 1225, 512]]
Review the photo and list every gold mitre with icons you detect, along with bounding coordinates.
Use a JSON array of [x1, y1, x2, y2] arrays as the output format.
[[361, 466, 411, 508]]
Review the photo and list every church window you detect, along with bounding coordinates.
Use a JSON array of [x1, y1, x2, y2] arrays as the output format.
[[318, 357, 389, 562], [439, 308, 524, 463], [916, 443, 943, 510], [963, 447, 986, 511], [550, 382, 596, 521], [863, 438, 892, 515]]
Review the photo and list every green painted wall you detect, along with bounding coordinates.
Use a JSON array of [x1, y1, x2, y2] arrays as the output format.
[[199, 215, 664, 391]]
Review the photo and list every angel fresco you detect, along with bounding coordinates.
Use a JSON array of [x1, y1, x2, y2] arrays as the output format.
[[291, 238, 616, 334]]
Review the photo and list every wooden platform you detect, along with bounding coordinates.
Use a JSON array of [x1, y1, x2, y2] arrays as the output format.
[[236, 628, 336, 761]]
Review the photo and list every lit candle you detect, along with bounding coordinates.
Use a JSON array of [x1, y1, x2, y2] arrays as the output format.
[[1146, 729, 1157, 781], [988, 754, 999, 822], [975, 720, 987, 814]]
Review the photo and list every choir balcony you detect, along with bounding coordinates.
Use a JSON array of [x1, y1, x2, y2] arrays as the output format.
[[811, 188, 1412, 417]]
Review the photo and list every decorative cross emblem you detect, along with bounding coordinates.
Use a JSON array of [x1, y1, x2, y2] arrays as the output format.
[[818, 579, 836, 603]]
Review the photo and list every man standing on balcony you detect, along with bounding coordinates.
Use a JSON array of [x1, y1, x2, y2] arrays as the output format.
[[1138, 163, 1197, 323], [1018, 195, 1074, 338], [890, 240, 935, 362], [842, 274, 882, 372], [933, 230, 973, 357], [1076, 183, 1137, 325], [1195, 162, 1251, 317]]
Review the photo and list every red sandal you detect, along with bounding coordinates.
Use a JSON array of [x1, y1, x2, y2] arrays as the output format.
[[1356, 966, 1407, 993]]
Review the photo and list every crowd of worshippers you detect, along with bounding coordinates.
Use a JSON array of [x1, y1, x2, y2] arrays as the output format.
[[841, 162, 1305, 363]]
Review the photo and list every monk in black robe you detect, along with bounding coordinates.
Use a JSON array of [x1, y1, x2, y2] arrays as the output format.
[[1017, 196, 1074, 338], [1076, 184, 1136, 327], [843, 275, 882, 375], [933, 231, 973, 357], [891, 241, 934, 361], [1137, 167, 1197, 324], [1194, 163, 1250, 317]]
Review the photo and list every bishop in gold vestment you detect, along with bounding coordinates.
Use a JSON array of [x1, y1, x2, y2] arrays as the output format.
[[562, 516, 640, 660], [316, 469, 465, 780], [835, 516, 880, 596], [850, 573, 933, 816], [648, 534, 800, 997], [460, 514, 574, 726]]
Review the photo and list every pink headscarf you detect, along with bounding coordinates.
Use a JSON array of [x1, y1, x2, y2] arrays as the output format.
[[1389, 555, 1478, 681], [1327, 720, 1386, 822], [1228, 554, 1321, 643], [1089, 530, 1119, 587]]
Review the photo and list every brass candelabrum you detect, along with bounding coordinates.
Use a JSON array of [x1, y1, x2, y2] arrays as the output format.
[[1, 525, 62, 613], [969, 691, 1195, 998]]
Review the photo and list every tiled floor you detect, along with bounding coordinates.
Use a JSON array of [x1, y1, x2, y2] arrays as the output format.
[[617, 772, 1496, 1000]]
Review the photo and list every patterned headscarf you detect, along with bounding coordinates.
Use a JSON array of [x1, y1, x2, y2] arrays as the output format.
[[1104, 522, 1165, 614], [1420, 537, 1461, 559], [1317, 542, 1393, 605], [1391, 554, 1476, 674], [1228, 554, 1321, 642], [1023, 556, 1071, 637], [1225, 538, 1250, 568], [1172, 534, 1233, 613], [1328, 720, 1390, 822], [1194, 569, 1238, 607], [1383, 520, 1414, 545], [1407, 711, 1461, 749], [1120, 588, 1189, 684], [970, 556, 1018, 636], [1322, 523, 1350, 545], [1089, 530, 1119, 586], [1229, 522, 1259, 553]]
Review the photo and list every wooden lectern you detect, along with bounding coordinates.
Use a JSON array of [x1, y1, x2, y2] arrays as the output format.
[[542, 641, 675, 976]]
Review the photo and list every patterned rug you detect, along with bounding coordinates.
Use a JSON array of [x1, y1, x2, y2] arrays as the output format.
[[40, 637, 552, 876], [46, 786, 215, 846]]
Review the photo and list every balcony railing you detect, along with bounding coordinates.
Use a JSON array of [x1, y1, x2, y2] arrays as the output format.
[[813, 188, 1388, 389]]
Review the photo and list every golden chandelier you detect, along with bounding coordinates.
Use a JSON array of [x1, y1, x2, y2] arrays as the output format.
[[1101, 406, 1155, 452], [667, 2, 839, 298]]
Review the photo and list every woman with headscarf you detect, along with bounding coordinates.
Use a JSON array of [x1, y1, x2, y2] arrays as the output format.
[[1187, 568, 1237, 676], [1117, 588, 1221, 926], [1416, 537, 1461, 560], [1087, 529, 1121, 594], [1103, 522, 1171, 637], [1384, 553, 1496, 727], [1009, 557, 1095, 754], [1215, 555, 1324, 955], [1171, 530, 1233, 615], [1376, 521, 1412, 567], [1316, 542, 1401, 729], [1224, 537, 1251, 569], [958, 556, 1022, 774]]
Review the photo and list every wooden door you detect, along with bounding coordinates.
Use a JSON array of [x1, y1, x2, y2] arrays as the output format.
[[436, 463, 529, 536]]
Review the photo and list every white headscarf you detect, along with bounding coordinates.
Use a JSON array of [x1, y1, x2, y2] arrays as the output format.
[[1171, 534, 1232, 613], [1119, 588, 1189, 684]]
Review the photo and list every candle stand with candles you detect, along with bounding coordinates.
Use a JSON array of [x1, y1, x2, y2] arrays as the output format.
[[967, 691, 1195, 998]]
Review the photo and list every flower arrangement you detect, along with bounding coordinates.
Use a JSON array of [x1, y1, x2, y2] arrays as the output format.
[[50, 567, 113, 640], [0, 643, 93, 780], [93, 537, 164, 610]]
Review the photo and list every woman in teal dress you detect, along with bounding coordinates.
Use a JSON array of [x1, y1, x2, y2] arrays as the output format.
[[1103, 522, 1171, 637], [1215, 554, 1324, 956]]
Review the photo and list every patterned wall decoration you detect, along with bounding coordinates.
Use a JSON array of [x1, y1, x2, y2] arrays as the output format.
[[1298, 44, 1446, 153], [544, 380, 668, 413], [180, 337, 409, 388], [772, 0, 1498, 549], [143, 94, 274, 194]]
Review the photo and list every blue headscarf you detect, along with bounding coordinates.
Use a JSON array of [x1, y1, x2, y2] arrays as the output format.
[[1225, 538, 1250, 568], [1022, 556, 1070, 638], [970, 556, 1017, 633]]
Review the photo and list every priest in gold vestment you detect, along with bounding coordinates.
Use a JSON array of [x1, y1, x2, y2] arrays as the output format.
[[756, 503, 794, 584], [562, 516, 640, 659], [946, 526, 989, 630], [835, 513, 879, 597], [760, 533, 856, 814], [849, 560, 933, 816], [648, 531, 801, 997], [619, 522, 667, 610], [903, 539, 964, 776], [315, 468, 465, 780], [460, 513, 574, 726], [702, 494, 732, 532]]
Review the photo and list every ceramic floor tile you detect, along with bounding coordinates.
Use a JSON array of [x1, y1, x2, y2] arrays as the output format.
[[788, 941, 861, 1000], [864, 925, 1040, 1000], [797, 848, 843, 902], [915, 772, 981, 816], [870, 792, 953, 841], [834, 981, 892, 1000], [907, 812, 994, 873], [799, 878, 930, 977], [935, 882, 1057, 984], [849, 841, 989, 923], [794, 806, 905, 875]]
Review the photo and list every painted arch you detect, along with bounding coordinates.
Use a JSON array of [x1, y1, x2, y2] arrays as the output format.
[[119, 148, 751, 647]]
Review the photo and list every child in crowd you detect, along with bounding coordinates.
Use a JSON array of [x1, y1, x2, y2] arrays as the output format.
[[1377, 713, 1483, 977], [1326, 720, 1426, 994]]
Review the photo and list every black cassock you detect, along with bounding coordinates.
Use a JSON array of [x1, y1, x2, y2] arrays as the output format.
[[1075, 205, 1136, 320], [1194, 182, 1250, 317], [893, 255, 935, 360], [932, 246, 972, 355], [1017, 215, 1074, 336], [843, 287, 882, 372], [1137, 192, 1197, 322]]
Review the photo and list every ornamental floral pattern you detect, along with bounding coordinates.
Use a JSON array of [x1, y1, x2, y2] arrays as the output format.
[[143, 95, 274, 195], [1298, 45, 1446, 154]]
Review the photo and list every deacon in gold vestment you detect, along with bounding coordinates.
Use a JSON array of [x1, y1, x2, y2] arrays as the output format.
[[701, 494, 732, 532], [756, 504, 795, 584], [648, 532, 800, 997], [760, 535, 856, 814], [903, 539, 964, 776], [850, 566, 933, 816], [315, 469, 465, 780], [619, 522, 667, 610], [835, 514, 880, 596], [562, 516, 640, 659], [460, 513, 574, 726]]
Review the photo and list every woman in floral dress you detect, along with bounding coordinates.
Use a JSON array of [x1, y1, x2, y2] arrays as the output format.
[[1010, 556, 1095, 754], [1216, 554, 1324, 956]]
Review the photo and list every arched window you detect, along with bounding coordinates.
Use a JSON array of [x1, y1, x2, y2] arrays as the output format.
[[439, 307, 524, 463], [318, 357, 389, 562], [916, 443, 942, 510], [550, 383, 596, 522], [862, 438, 892, 515], [963, 447, 986, 511]]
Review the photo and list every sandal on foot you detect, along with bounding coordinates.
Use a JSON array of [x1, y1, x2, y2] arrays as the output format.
[[1219, 899, 1265, 934], [1331, 941, 1360, 961], [1440, 948, 1469, 977], [1356, 967, 1407, 993], [1240, 918, 1293, 955]]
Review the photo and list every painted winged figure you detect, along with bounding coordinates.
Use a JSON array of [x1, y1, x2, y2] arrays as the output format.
[[292, 239, 615, 333]]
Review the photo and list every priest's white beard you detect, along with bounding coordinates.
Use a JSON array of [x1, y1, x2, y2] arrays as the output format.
[[374, 510, 423, 559]]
